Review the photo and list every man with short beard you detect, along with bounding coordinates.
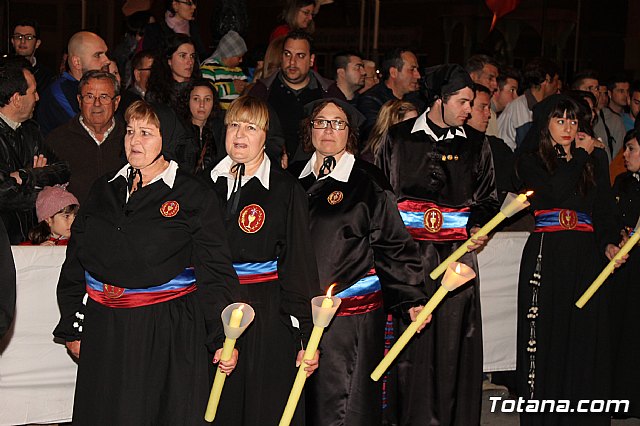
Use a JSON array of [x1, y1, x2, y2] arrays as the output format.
[[249, 30, 344, 164], [377, 64, 498, 426], [36, 31, 110, 137]]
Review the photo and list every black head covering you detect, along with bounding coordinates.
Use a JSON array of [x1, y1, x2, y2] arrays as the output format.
[[303, 97, 366, 129], [147, 101, 183, 162], [516, 94, 580, 156], [421, 64, 474, 105]]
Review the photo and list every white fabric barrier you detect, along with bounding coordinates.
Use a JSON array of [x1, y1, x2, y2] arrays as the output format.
[[0, 234, 528, 425], [478, 231, 529, 372], [0, 246, 75, 426]]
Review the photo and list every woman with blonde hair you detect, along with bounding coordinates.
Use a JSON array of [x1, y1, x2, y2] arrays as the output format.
[[363, 99, 418, 162]]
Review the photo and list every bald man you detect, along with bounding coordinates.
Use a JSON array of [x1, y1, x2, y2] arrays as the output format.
[[36, 31, 110, 136]]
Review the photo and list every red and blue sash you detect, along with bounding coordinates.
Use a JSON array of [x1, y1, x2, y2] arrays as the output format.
[[85, 268, 197, 308], [534, 209, 593, 233], [335, 269, 383, 316], [233, 260, 279, 284], [398, 200, 470, 241]]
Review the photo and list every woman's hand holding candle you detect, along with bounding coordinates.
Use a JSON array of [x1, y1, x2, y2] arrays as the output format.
[[295, 349, 320, 377], [213, 348, 239, 375], [408, 306, 432, 333]]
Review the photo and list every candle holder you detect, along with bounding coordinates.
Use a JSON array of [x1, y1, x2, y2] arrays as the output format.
[[430, 191, 532, 280], [279, 290, 341, 426], [204, 303, 255, 422], [371, 262, 476, 381]]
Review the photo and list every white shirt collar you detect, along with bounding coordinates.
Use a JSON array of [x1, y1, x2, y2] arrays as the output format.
[[79, 116, 116, 145], [210, 155, 271, 199], [109, 160, 179, 201], [411, 108, 467, 141], [0, 111, 21, 130], [299, 151, 355, 182]]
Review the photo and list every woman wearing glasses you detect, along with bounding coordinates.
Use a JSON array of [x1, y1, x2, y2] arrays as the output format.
[[291, 98, 429, 426], [143, 0, 209, 59]]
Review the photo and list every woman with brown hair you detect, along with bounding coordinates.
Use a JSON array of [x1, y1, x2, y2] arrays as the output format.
[[515, 94, 624, 425], [290, 98, 429, 426]]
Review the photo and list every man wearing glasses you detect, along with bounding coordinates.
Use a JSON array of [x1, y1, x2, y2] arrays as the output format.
[[10, 19, 54, 93], [36, 31, 111, 137], [45, 71, 125, 204]]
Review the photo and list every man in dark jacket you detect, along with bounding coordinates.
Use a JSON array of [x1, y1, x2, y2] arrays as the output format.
[[249, 30, 345, 165], [356, 48, 423, 142], [46, 70, 125, 204], [0, 58, 69, 243]]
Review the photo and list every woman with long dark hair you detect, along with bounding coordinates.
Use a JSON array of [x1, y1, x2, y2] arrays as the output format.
[[269, 0, 316, 42], [515, 94, 624, 425]]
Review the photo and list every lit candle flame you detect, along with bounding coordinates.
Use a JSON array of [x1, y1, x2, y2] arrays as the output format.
[[525, 190, 534, 196], [326, 283, 337, 298], [238, 304, 245, 311], [455, 263, 461, 274]]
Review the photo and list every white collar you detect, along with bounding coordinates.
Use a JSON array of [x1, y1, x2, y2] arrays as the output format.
[[210, 154, 271, 199], [411, 108, 467, 141], [109, 160, 179, 189], [299, 151, 355, 182], [79, 116, 116, 145]]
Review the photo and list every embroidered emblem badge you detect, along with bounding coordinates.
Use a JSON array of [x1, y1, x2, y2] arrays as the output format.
[[238, 204, 266, 233], [424, 208, 444, 233], [160, 201, 180, 218], [103, 284, 125, 299], [327, 191, 344, 205], [559, 209, 578, 230]]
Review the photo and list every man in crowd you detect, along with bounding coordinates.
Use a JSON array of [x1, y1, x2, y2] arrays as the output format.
[[466, 54, 500, 137], [357, 48, 422, 139], [607, 75, 631, 138], [249, 30, 343, 164], [359, 59, 379, 95], [486, 67, 520, 136], [118, 50, 154, 114], [45, 71, 125, 204], [333, 51, 366, 102], [626, 84, 640, 131], [378, 64, 498, 425], [0, 58, 69, 243], [497, 57, 559, 150], [36, 31, 110, 137], [201, 30, 248, 110], [10, 19, 54, 93]]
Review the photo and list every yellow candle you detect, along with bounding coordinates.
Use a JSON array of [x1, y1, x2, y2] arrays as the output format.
[[371, 263, 476, 381], [429, 192, 532, 280], [280, 288, 336, 426], [204, 306, 244, 422], [576, 230, 640, 308]]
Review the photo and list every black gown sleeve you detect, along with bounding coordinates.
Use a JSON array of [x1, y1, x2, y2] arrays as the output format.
[[0, 220, 15, 339], [369, 185, 428, 313], [468, 138, 500, 230], [277, 182, 318, 345], [190, 191, 239, 350], [53, 191, 89, 342], [591, 149, 622, 254]]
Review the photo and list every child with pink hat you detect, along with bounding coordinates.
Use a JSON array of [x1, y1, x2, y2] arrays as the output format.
[[23, 186, 79, 246]]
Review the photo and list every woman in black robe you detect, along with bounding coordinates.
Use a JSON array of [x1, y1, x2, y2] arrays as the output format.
[[290, 98, 429, 426], [611, 129, 640, 418], [53, 100, 238, 425], [514, 94, 624, 425], [204, 95, 319, 426]]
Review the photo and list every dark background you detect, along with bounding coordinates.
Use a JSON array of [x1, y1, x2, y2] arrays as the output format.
[[1, 0, 638, 83]]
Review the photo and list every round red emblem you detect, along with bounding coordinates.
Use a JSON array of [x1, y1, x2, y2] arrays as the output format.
[[238, 204, 266, 234], [160, 201, 180, 218], [559, 209, 578, 230], [103, 284, 125, 299], [423, 208, 444, 233], [327, 191, 343, 205]]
